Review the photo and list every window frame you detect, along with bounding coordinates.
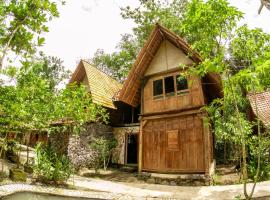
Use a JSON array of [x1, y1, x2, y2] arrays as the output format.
[[153, 78, 164, 100], [175, 74, 189, 96], [164, 76, 175, 97], [152, 72, 189, 100]]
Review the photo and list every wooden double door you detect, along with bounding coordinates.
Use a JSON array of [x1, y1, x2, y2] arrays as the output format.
[[142, 114, 205, 173]]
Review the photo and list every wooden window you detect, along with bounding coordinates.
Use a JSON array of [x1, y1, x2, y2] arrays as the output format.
[[176, 75, 188, 94], [167, 130, 179, 151], [164, 76, 175, 97], [153, 79, 163, 99]]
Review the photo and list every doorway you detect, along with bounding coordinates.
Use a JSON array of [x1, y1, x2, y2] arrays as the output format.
[[126, 133, 138, 164]]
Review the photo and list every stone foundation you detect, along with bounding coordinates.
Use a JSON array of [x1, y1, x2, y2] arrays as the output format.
[[140, 172, 212, 186]]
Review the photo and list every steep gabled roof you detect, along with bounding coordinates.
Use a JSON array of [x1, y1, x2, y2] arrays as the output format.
[[69, 60, 122, 109], [117, 24, 221, 107], [248, 91, 270, 127]]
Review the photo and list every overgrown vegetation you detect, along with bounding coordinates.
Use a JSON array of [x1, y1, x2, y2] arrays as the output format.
[[34, 143, 72, 183], [0, 0, 109, 184], [90, 136, 117, 172]]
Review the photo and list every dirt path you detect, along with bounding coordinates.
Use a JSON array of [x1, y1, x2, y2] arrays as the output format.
[[68, 175, 270, 200]]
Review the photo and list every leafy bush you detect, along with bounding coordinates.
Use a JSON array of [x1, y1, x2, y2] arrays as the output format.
[[34, 143, 73, 183], [90, 136, 117, 171], [248, 157, 270, 182]]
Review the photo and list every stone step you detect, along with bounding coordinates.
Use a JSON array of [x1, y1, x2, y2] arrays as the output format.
[[120, 165, 138, 173]]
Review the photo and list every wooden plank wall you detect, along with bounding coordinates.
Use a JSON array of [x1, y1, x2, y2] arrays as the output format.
[[142, 114, 205, 173], [143, 71, 205, 114]]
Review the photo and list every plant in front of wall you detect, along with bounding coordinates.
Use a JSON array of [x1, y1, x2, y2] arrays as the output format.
[[34, 143, 73, 184], [90, 136, 117, 172]]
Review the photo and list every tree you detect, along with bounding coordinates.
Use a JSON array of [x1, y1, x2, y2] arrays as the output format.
[[0, 56, 108, 175], [0, 0, 63, 70], [91, 0, 188, 81], [180, 1, 270, 199]]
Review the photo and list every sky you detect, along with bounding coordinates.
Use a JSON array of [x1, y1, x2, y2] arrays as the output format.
[[40, 0, 270, 72]]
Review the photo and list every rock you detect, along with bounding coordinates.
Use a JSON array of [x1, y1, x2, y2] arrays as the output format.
[[9, 168, 27, 182], [24, 164, 33, 174], [161, 180, 169, 185], [146, 178, 155, 184], [126, 177, 137, 182], [170, 181, 177, 186]]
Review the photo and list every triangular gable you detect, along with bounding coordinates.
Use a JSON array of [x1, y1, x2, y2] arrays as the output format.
[[117, 24, 213, 107], [145, 40, 193, 76], [69, 60, 122, 109]]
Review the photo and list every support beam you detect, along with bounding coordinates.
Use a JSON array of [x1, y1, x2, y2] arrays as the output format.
[[138, 121, 143, 175]]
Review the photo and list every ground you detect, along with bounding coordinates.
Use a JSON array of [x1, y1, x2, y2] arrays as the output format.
[[0, 146, 269, 199]]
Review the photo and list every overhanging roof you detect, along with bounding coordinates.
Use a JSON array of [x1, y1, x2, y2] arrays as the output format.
[[69, 60, 122, 109], [117, 24, 222, 107]]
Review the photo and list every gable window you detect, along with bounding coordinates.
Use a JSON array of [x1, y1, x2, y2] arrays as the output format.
[[153, 79, 163, 98], [176, 75, 188, 94], [165, 76, 175, 96]]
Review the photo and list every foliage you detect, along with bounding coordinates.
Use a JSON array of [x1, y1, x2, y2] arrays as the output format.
[[89, 136, 117, 171], [91, 34, 138, 81], [34, 143, 73, 183], [0, 58, 108, 135], [91, 0, 188, 81], [181, 0, 243, 59], [0, 0, 64, 69], [180, 1, 270, 199], [25, 52, 71, 91]]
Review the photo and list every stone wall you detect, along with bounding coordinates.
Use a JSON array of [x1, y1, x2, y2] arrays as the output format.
[[112, 126, 139, 165], [48, 123, 113, 170]]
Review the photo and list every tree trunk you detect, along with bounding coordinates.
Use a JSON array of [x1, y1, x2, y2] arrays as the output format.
[[226, 74, 249, 198]]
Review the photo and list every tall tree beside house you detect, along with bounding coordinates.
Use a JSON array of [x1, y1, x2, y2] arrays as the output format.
[[181, 1, 270, 199], [0, 0, 63, 70]]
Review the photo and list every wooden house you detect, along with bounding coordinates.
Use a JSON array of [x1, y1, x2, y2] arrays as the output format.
[[69, 25, 222, 178], [116, 24, 222, 176]]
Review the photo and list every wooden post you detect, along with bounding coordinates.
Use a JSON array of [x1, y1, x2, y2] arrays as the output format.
[[203, 117, 210, 175], [138, 121, 143, 176]]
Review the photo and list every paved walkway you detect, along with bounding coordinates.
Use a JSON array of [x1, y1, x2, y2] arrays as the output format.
[[0, 176, 269, 199], [68, 175, 270, 199]]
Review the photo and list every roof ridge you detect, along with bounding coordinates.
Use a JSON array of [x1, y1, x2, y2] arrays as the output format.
[[81, 60, 122, 85]]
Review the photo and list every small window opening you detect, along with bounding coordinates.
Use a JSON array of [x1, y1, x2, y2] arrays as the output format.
[[165, 76, 175, 96], [153, 79, 163, 98], [176, 75, 188, 94]]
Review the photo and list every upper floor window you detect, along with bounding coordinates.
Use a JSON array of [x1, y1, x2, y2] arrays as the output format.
[[152, 74, 188, 99], [165, 76, 175, 97], [153, 79, 163, 98], [176, 75, 188, 93]]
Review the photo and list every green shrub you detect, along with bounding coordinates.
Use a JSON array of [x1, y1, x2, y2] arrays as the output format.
[[248, 158, 270, 182], [90, 136, 117, 171], [34, 143, 73, 183]]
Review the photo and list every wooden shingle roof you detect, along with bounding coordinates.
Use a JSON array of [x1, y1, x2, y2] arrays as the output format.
[[69, 60, 122, 109], [248, 91, 270, 127]]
